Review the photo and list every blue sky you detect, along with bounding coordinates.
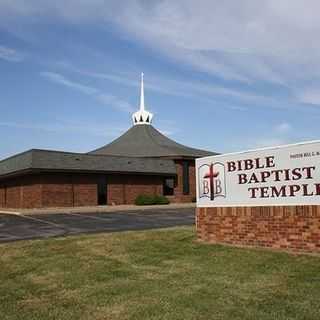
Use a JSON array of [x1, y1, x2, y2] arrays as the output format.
[[1, 0, 320, 159]]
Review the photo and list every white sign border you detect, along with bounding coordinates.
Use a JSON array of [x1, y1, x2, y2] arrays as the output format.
[[196, 140, 320, 208]]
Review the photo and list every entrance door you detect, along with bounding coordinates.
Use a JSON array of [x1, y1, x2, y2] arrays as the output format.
[[97, 176, 107, 205]]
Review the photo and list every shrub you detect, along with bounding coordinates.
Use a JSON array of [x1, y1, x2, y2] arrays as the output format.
[[135, 195, 155, 206], [135, 194, 170, 206], [153, 195, 170, 205]]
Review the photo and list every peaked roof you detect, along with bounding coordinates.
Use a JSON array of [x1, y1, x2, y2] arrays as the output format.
[[89, 125, 216, 158]]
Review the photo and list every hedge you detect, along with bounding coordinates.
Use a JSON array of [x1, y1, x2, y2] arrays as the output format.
[[135, 194, 170, 206]]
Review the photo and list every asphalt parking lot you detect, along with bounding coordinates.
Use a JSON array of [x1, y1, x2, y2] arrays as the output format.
[[0, 207, 195, 243]]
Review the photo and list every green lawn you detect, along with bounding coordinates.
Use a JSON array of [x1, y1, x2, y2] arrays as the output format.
[[1, 227, 320, 320]]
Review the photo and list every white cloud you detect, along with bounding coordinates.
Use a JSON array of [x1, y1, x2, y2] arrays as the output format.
[[252, 122, 292, 148], [41, 71, 134, 112], [0, 120, 126, 138], [275, 122, 292, 133], [297, 88, 320, 106], [0, 45, 23, 62], [158, 130, 174, 136], [59, 63, 287, 111], [41, 72, 97, 95], [253, 138, 289, 149], [105, 0, 320, 85], [96, 93, 133, 113], [2, 1, 320, 100]]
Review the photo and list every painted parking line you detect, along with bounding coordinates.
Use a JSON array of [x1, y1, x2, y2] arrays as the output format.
[[0, 212, 70, 243], [8, 212, 68, 230], [65, 210, 182, 222], [66, 212, 116, 222]]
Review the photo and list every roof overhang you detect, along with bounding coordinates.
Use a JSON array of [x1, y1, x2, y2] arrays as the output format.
[[0, 149, 177, 180]]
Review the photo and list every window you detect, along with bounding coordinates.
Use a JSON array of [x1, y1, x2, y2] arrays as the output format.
[[182, 161, 190, 195], [163, 178, 174, 196]]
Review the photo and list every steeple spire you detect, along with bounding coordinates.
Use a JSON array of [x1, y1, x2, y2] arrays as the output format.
[[140, 72, 145, 111], [132, 73, 153, 125]]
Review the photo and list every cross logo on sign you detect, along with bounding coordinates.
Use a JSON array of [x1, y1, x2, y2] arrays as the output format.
[[203, 164, 220, 200], [198, 162, 226, 201]]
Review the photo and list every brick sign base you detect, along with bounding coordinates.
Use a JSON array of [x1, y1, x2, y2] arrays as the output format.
[[196, 205, 320, 253]]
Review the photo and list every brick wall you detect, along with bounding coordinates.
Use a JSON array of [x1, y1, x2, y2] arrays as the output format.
[[107, 175, 125, 205], [0, 174, 97, 209], [106, 161, 196, 205], [124, 175, 162, 204], [0, 186, 5, 207], [108, 174, 163, 205], [5, 182, 22, 208], [0, 176, 42, 208], [21, 176, 42, 208], [41, 174, 74, 207], [172, 160, 196, 203], [73, 175, 98, 207], [197, 206, 320, 253], [0, 160, 197, 209], [0, 172, 166, 208], [40, 174, 102, 207]]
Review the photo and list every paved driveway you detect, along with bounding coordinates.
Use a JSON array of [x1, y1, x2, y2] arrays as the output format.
[[0, 207, 195, 243]]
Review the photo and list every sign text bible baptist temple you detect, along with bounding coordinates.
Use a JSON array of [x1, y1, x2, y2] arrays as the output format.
[[0, 74, 215, 209], [196, 141, 320, 252]]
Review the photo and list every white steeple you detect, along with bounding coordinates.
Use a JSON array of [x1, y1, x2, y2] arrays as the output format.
[[132, 73, 153, 125], [140, 72, 145, 111]]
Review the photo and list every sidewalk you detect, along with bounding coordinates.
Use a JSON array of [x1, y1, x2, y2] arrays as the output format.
[[0, 202, 196, 215]]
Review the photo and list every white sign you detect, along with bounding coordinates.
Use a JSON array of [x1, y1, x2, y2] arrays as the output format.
[[196, 141, 320, 207]]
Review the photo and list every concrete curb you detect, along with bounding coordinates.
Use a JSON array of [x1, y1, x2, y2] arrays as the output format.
[[3, 203, 196, 215], [0, 210, 22, 215]]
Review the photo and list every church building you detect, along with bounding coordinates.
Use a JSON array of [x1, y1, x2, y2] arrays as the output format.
[[0, 74, 215, 208]]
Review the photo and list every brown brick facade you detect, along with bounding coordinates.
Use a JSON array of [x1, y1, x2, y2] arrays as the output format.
[[197, 206, 320, 253], [0, 170, 194, 208], [0, 158, 197, 209], [169, 160, 196, 203], [0, 186, 5, 207], [21, 177, 42, 208], [107, 175, 163, 205], [73, 175, 98, 207], [40, 174, 99, 208], [0, 174, 101, 208], [0, 176, 42, 209], [41, 175, 73, 208]]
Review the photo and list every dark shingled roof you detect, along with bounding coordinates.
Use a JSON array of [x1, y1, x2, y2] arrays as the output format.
[[90, 124, 216, 158], [0, 149, 176, 179]]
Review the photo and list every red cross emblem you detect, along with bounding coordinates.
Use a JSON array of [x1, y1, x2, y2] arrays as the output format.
[[204, 164, 220, 200]]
